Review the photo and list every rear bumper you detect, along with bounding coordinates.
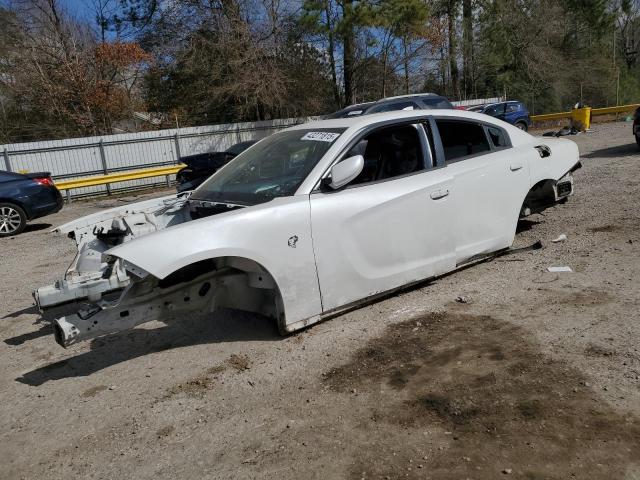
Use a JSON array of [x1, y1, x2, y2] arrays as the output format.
[[28, 188, 63, 220]]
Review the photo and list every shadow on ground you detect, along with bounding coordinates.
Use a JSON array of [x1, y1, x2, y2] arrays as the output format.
[[23, 223, 52, 233], [2, 304, 39, 319], [582, 142, 639, 158], [16, 309, 281, 386], [516, 218, 541, 233]]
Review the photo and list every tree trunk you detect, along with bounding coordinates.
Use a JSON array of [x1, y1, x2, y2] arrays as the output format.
[[462, 0, 472, 99], [341, 0, 355, 105], [403, 36, 410, 94], [325, 0, 342, 106], [447, 0, 459, 99]]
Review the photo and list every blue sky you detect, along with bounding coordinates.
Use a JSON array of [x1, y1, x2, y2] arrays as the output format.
[[1, 0, 97, 23], [64, 0, 95, 21]]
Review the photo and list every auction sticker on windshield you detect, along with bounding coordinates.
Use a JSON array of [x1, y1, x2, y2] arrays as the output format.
[[301, 132, 341, 142]]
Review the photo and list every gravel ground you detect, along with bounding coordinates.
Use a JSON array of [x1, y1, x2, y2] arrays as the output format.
[[1, 122, 639, 479]]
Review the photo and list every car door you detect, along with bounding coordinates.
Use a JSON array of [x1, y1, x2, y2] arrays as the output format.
[[485, 103, 506, 121], [431, 118, 530, 264], [504, 102, 520, 124], [309, 122, 455, 313]]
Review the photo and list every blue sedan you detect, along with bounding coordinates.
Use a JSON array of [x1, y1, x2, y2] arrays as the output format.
[[0, 170, 63, 237]]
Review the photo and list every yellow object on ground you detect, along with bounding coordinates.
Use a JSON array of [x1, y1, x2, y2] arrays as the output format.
[[571, 107, 591, 131]]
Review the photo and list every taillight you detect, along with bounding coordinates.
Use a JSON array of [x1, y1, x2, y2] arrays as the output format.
[[33, 177, 55, 187]]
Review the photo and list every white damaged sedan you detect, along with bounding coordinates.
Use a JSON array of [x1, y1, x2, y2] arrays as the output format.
[[35, 110, 580, 347]]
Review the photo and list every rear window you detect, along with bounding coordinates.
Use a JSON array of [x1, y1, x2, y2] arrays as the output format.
[[435, 120, 491, 161]]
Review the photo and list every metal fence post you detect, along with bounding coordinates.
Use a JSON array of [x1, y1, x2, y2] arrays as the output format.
[[98, 140, 111, 196], [3, 147, 12, 172], [174, 131, 182, 163]]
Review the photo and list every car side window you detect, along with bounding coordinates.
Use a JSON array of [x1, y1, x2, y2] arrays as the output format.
[[345, 124, 426, 186], [484, 103, 505, 116], [486, 126, 510, 148], [435, 119, 491, 161], [506, 103, 519, 113]]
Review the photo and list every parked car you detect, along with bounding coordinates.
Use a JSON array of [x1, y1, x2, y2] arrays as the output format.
[[0, 170, 62, 237], [634, 106, 640, 148], [176, 141, 257, 192], [363, 93, 454, 114], [327, 94, 454, 119], [471, 101, 532, 131], [35, 110, 580, 348], [325, 102, 375, 119]]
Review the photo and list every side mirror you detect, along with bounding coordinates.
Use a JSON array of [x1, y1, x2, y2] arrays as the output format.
[[327, 155, 364, 190]]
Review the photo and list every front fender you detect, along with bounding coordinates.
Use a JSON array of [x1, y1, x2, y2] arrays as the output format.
[[105, 196, 322, 326]]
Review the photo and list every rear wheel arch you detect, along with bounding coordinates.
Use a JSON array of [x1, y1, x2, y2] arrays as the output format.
[[519, 179, 558, 217]]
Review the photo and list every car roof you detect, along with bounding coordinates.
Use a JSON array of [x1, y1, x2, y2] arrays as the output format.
[[288, 109, 509, 131], [377, 93, 440, 101]]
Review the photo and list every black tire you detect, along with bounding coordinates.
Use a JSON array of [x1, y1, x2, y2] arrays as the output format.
[[0, 202, 27, 237], [515, 121, 528, 132]]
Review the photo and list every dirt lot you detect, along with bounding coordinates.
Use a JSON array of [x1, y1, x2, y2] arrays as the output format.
[[1, 122, 639, 479]]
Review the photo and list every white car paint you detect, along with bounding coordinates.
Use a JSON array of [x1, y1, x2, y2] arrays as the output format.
[[36, 110, 580, 348]]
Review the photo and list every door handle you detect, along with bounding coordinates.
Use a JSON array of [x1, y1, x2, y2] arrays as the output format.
[[430, 189, 450, 200], [510, 164, 523, 171]]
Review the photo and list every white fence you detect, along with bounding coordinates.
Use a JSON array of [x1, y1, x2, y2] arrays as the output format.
[[452, 97, 503, 108], [0, 117, 314, 198]]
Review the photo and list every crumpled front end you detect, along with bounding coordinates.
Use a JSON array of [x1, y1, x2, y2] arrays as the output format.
[[34, 195, 192, 310]]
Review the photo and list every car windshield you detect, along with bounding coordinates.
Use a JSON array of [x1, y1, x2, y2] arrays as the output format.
[[191, 129, 345, 206], [226, 141, 256, 156]]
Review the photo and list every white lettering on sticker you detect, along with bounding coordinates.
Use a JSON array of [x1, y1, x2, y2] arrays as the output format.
[[301, 132, 340, 142]]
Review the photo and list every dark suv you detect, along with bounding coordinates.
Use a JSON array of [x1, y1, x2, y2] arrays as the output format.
[[471, 101, 532, 131], [634, 106, 640, 148], [364, 94, 453, 114]]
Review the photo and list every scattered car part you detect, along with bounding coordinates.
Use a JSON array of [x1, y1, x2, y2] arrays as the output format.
[[551, 234, 567, 243], [547, 266, 572, 273]]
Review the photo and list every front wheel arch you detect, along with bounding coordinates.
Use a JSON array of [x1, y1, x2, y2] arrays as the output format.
[[159, 256, 287, 334]]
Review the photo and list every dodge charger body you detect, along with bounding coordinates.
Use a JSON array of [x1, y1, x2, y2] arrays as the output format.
[[34, 110, 580, 348]]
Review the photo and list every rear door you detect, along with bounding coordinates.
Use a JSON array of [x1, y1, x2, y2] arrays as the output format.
[[431, 118, 529, 264], [309, 122, 455, 312]]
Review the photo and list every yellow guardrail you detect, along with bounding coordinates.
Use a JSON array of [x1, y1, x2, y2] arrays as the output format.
[[531, 103, 639, 122], [55, 164, 185, 191], [530, 111, 572, 122]]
